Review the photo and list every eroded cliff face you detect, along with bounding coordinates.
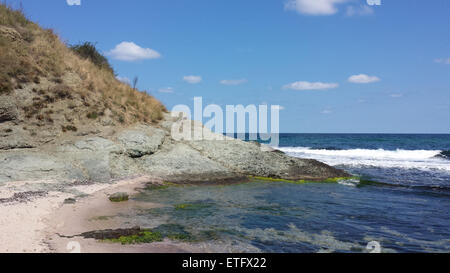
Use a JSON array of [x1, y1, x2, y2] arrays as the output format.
[[0, 113, 348, 185]]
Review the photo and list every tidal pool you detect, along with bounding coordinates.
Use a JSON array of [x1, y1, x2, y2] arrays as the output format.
[[125, 180, 450, 253]]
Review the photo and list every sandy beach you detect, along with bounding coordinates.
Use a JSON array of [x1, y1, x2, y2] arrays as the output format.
[[0, 180, 72, 253], [0, 176, 210, 253]]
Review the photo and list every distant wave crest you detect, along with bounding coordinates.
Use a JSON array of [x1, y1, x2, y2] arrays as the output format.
[[279, 147, 450, 172]]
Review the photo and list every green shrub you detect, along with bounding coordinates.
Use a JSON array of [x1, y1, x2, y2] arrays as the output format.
[[62, 125, 77, 132], [86, 111, 98, 119], [70, 42, 114, 73], [118, 114, 125, 123]]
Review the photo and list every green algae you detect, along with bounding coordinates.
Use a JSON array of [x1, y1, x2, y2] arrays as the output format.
[[197, 229, 226, 241], [249, 176, 360, 185], [101, 224, 204, 245], [146, 184, 170, 190], [154, 224, 230, 243], [163, 182, 184, 187], [153, 223, 195, 242], [174, 202, 212, 211], [89, 215, 115, 221], [109, 192, 129, 202], [103, 230, 163, 245]]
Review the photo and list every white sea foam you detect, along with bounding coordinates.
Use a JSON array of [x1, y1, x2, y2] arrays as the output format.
[[278, 147, 450, 172], [337, 178, 360, 187]]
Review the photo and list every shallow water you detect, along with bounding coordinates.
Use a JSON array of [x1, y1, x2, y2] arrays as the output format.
[[122, 134, 450, 253], [130, 180, 450, 253]]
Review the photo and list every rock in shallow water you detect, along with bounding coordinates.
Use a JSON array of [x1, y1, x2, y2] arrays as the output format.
[[109, 192, 129, 202], [64, 198, 76, 204], [186, 138, 348, 181]]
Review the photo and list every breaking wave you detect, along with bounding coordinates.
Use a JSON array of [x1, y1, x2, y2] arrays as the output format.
[[278, 147, 450, 172]]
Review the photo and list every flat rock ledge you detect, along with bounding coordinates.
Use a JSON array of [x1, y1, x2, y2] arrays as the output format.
[[0, 114, 349, 185]]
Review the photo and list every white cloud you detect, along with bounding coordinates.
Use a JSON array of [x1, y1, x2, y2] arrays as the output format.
[[390, 93, 403, 98], [183, 75, 202, 84], [346, 5, 374, 16], [283, 81, 339, 90], [107, 42, 161, 62], [67, 0, 81, 6], [321, 109, 333, 114], [158, 87, 174, 94], [435, 58, 450, 64], [220, 79, 248, 86], [285, 0, 348, 15], [116, 76, 130, 84], [348, 74, 380, 84]]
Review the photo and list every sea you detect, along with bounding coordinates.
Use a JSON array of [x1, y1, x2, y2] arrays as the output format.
[[130, 134, 450, 253]]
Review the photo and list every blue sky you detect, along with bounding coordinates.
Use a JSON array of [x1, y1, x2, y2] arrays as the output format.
[[11, 0, 450, 133]]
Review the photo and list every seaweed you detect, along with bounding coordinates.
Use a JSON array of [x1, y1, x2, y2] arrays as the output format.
[[249, 176, 360, 185], [104, 231, 163, 245]]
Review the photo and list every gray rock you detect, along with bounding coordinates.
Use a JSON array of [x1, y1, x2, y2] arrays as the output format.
[[69, 152, 113, 182], [0, 114, 349, 185], [73, 137, 121, 153], [0, 152, 86, 183], [58, 137, 122, 154], [117, 127, 165, 158], [141, 143, 247, 184], [0, 96, 18, 123], [0, 134, 35, 150], [187, 138, 347, 181], [159, 112, 182, 131], [109, 153, 143, 178], [64, 198, 76, 204], [109, 192, 129, 202]]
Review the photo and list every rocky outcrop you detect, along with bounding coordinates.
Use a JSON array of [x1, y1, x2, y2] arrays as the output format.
[[0, 152, 84, 182], [0, 114, 350, 184], [0, 26, 22, 42], [140, 143, 247, 184], [187, 139, 347, 181], [0, 132, 35, 150], [0, 97, 18, 123], [116, 126, 165, 158]]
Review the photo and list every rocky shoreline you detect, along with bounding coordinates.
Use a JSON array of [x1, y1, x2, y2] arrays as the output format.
[[0, 113, 348, 185], [0, 113, 349, 253]]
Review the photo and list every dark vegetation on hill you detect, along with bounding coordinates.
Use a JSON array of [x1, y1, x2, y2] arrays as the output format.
[[70, 42, 115, 74], [0, 3, 166, 148]]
